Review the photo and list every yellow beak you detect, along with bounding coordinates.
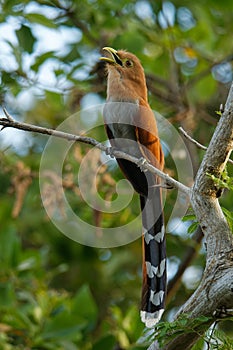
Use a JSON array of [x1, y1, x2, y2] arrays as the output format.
[[100, 47, 123, 66]]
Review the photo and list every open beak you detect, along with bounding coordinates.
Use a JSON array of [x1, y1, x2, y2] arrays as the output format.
[[100, 47, 123, 66]]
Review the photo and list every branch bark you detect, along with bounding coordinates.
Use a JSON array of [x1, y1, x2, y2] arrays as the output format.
[[148, 82, 233, 350], [0, 110, 190, 195]]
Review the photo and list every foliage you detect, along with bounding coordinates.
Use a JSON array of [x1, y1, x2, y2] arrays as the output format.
[[203, 327, 233, 350], [222, 207, 233, 233], [182, 210, 199, 234], [146, 316, 233, 350], [152, 314, 211, 348], [0, 0, 233, 349], [207, 168, 233, 192], [207, 169, 233, 231], [0, 226, 146, 349]]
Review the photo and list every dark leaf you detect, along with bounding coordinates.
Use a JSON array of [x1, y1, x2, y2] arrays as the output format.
[[16, 24, 36, 54]]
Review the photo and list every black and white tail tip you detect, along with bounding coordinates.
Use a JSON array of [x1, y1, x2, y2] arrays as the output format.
[[140, 309, 164, 328], [141, 224, 166, 328]]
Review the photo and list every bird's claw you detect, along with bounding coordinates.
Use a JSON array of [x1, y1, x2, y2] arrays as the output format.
[[137, 157, 148, 172], [213, 307, 233, 318], [105, 146, 115, 158], [151, 181, 174, 189], [165, 180, 174, 189]]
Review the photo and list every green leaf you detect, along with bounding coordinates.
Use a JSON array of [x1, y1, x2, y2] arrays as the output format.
[[60, 45, 81, 63], [0, 281, 15, 308], [72, 285, 98, 327], [31, 51, 55, 72], [222, 207, 233, 232], [195, 315, 211, 323], [1, 71, 16, 85], [41, 309, 85, 340], [45, 90, 63, 110], [187, 221, 199, 234], [122, 305, 144, 341], [215, 110, 222, 116], [191, 337, 205, 350], [93, 334, 116, 350], [182, 214, 197, 222], [54, 68, 65, 77], [15, 24, 36, 54], [206, 169, 233, 191], [24, 13, 57, 28], [182, 212, 199, 234], [0, 227, 21, 268]]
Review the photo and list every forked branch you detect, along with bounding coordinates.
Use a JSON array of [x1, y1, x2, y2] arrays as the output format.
[[148, 82, 233, 350]]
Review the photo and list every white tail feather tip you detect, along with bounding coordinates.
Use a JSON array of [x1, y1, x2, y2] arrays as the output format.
[[140, 309, 164, 328]]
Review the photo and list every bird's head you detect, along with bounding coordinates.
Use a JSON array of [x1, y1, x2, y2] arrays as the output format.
[[100, 47, 147, 102]]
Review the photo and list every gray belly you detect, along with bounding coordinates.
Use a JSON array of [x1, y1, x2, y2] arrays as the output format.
[[103, 101, 142, 157]]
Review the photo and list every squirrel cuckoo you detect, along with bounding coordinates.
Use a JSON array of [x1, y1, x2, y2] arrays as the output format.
[[100, 47, 166, 328]]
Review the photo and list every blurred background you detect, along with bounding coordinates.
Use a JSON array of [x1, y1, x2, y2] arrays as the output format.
[[0, 1, 233, 349]]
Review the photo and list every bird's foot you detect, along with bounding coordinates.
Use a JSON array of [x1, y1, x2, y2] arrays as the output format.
[[151, 181, 174, 189], [165, 180, 174, 189], [105, 146, 115, 158], [213, 306, 233, 318], [137, 157, 148, 172]]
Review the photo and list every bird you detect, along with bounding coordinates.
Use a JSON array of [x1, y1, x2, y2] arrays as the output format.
[[100, 47, 166, 328]]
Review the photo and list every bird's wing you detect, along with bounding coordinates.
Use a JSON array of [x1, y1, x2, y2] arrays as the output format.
[[135, 99, 164, 170]]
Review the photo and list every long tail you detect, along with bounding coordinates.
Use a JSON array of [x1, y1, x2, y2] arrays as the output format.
[[140, 185, 166, 328]]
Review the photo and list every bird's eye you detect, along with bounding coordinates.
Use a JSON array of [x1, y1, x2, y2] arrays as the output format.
[[125, 59, 133, 67]]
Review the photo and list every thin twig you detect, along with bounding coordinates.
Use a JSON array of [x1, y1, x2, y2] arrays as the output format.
[[3, 107, 14, 121], [179, 126, 207, 151], [179, 126, 233, 165], [0, 110, 191, 196]]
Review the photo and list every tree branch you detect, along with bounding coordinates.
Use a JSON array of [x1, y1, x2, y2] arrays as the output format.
[[179, 126, 233, 165], [148, 82, 233, 350], [0, 109, 190, 196]]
